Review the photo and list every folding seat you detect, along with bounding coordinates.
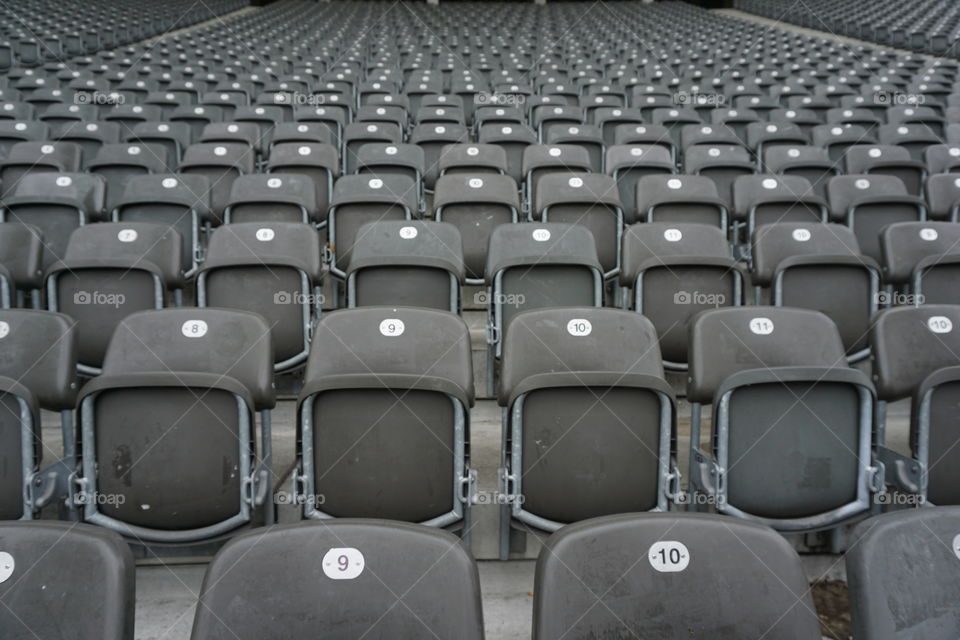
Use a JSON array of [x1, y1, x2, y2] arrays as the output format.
[[812, 124, 876, 162], [545, 124, 605, 172], [416, 105, 465, 127], [498, 308, 677, 548], [746, 121, 808, 170], [534, 173, 623, 279], [879, 221, 960, 305], [222, 174, 318, 225], [521, 145, 593, 211], [845, 144, 926, 195], [74, 307, 275, 541], [634, 174, 729, 229], [124, 122, 192, 170], [0, 121, 48, 158], [871, 306, 960, 506], [926, 173, 960, 221], [104, 104, 163, 133], [828, 174, 927, 262], [924, 143, 960, 175], [204, 90, 248, 117], [593, 107, 644, 146], [474, 105, 524, 133], [46, 222, 182, 374], [50, 120, 120, 166], [198, 122, 263, 159], [346, 220, 463, 312], [295, 307, 474, 527], [145, 90, 188, 117], [88, 143, 169, 213], [651, 107, 701, 147], [0, 141, 82, 195], [358, 81, 400, 107], [265, 142, 338, 218], [355, 143, 425, 207], [765, 145, 840, 200], [769, 106, 822, 136], [733, 175, 829, 248], [404, 77, 444, 114], [887, 104, 945, 136], [0, 522, 134, 638], [710, 107, 761, 143], [847, 508, 960, 639], [342, 121, 402, 175], [190, 520, 483, 640], [477, 123, 537, 184], [198, 222, 321, 372], [438, 143, 507, 177], [684, 144, 756, 207], [878, 123, 941, 162], [38, 104, 98, 131], [268, 122, 332, 148], [736, 94, 781, 119], [632, 90, 674, 120], [826, 107, 883, 137], [604, 145, 675, 222], [752, 222, 879, 361], [327, 175, 418, 279], [532, 513, 822, 639], [687, 307, 877, 531], [0, 223, 42, 306], [409, 123, 469, 192], [170, 104, 225, 141], [0, 102, 34, 122], [1, 172, 104, 270], [680, 123, 743, 151], [253, 94, 295, 125], [613, 123, 677, 164], [177, 143, 255, 223], [483, 223, 604, 389], [295, 104, 348, 147], [531, 105, 581, 143], [356, 103, 408, 132]]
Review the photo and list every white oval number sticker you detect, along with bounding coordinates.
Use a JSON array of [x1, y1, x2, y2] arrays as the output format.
[[953, 533, 960, 561], [749, 317, 774, 335], [928, 316, 953, 334], [648, 541, 690, 573], [322, 547, 364, 580], [117, 229, 138, 243], [532, 228, 551, 242], [0, 321, 9, 339], [0, 551, 13, 584], [255, 228, 275, 242], [567, 319, 592, 336], [379, 319, 405, 337], [663, 228, 683, 242], [792, 228, 811, 242], [181, 320, 208, 338], [399, 226, 418, 239]]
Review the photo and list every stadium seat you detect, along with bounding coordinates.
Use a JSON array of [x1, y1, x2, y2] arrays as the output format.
[[177, 142, 255, 223], [222, 173, 318, 224], [0, 223, 42, 307], [879, 222, 960, 305], [634, 174, 729, 228]]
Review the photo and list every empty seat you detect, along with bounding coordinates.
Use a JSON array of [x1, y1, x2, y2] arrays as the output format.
[[521, 144, 592, 209], [190, 520, 483, 640], [75, 308, 275, 541], [88, 143, 168, 214], [410, 122, 469, 191], [687, 307, 876, 530], [478, 123, 537, 184], [0, 521, 134, 639], [925, 173, 960, 221], [438, 143, 508, 176], [0, 121, 48, 158], [880, 221, 960, 304], [347, 220, 463, 312], [621, 223, 746, 369], [871, 305, 960, 505], [879, 123, 941, 161], [845, 144, 926, 195], [296, 307, 474, 526], [532, 513, 821, 639], [765, 145, 839, 201], [605, 145, 675, 221], [0, 223, 42, 305], [125, 121, 192, 169], [847, 508, 960, 640], [683, 144, 755, 206], [0, 141, 82, 195], [545, 124, 605, 172], [634, 174, 728, 228], [343, 122, 402, 175], [752, 222, 880, 361], [265, 142, 338, 219], [198, 222, 322, 372], [733, 175, 828, 247], [222, 173, 318, 224], [812, 124, 875, 162], [177, 142, 255, 223], [46, 222, 182, 374], [499, 308, 677, 547], [355, 143, 425, 207]]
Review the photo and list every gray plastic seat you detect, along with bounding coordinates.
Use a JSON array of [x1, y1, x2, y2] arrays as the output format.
[[533, 513, 822, 640], [0, 223, 42, 305], [46, 222, 182, 374], [343, 121, 403, 175], [683, 144, 756, 207], [534, 173, 624, 278], [605, 145, 676, 222], [0, 310, 76, 520], [190, 520, 483, 640], [621, 223, 745, 369], [296, 307, 474, 526], [222, 173, 318, 224], [521, 144, 593, 211], [265, 142, 338, 221], [88, 143, 168, 213], [0, 521, 134, 639], [925, 173, 960, 221], [545, 124, 604, 172], [438, 143, 508, 176], [355, 143, 425, 207], [687, 307, 877, 531], [828, 174, 927, 262], [733, 174, 828, 244], [177, 142, 255, 223], [327, 175, 417, 279], [347, 220, 463, 311], [812, 124, 876, 162], [764, 145, 839, 201], [125, 121, 192, 169], [198, 222, 322, 371], [75, 307, 275, 542], [0, 121, 49, 157], [499, 308, 677, 550], [871, 305, 960, 505], [1, 172, 105, 270], [433, 174, 520, 285], [847, 508, 960, 639], [410, 122, 469, 191], [923, 144, 960, 174], [0, 141, 82, 196], [845, 144, 926, 195], [635, 174, 728, 229], [880, 221, 960, 304]]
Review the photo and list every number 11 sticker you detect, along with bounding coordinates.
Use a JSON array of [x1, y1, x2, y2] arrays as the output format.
[[323, 547, 365, 580], [648, 540, 690, 573]]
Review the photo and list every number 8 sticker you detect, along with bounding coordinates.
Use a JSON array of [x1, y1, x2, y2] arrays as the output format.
[[322, 547, 364, 580], [648, 540, 690, 573]]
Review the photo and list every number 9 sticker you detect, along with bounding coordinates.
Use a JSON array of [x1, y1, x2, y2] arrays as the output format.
[[323, 547, 365, 580], [648, 540, 690, 573], [379, 319, 405, 336]]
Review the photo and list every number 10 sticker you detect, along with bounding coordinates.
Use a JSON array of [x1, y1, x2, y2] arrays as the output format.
[[323, 547, 365, 580], [648, 540, 690, 573]]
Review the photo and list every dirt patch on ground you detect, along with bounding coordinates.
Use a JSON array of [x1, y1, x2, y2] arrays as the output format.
[[812, 579, 852, 639]]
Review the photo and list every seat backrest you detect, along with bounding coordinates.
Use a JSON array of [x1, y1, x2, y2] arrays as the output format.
[[0, 521, 134, 640], [827, 174, 912, 217], [484, 222, 601, 281], [751, 222, 862, 286], [847, 508, 960, 640], [533, 513, 821, 640], [0, 309, 76, 410], [621, 222, 731, 284], [348, 220, 464, 281], [0, 223, 43, 289], [59, 222, 183, 286], [879, 221, 960, 284], [190, 520, 483, 640]]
